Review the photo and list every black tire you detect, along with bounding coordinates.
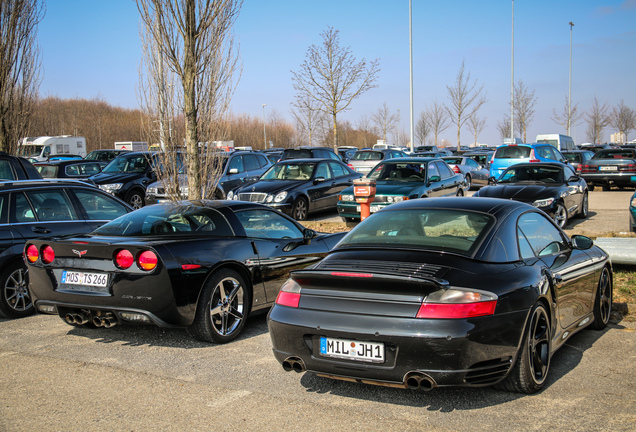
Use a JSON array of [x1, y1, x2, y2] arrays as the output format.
[[292, 197, 309, 221], [189, 269, 251, 343], [464, 174, 472, 190], [0, 261, 34, 319], [125, 190, 145, 209], [602, 184, 610, 192], [589, 266, 612, 330], [553, 202, 568, 228], [498, 303, 551, 394], [576, 192, 589, 219]]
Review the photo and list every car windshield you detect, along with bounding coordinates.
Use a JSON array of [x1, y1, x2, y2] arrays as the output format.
[[593, 149, 636, 159], [563, 153, 581, 163], [93, 203, 234, 236], [261, 162, 316, 180], [336, 209, 494, 257], [443, 157, 462, 165], [498, 165, 563, 184], [18, 145, 45, 158], [368, 162, 427, 181], [495, 146, 532, 159], [102, 155, 150, 173], [351, 151, 383, 161]]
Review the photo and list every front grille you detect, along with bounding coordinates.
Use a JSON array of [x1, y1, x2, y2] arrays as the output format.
[[237, 192, 267, 203], [315, 259, 446, 280]]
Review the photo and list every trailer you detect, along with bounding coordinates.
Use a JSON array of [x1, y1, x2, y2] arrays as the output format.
[[18, 136, 87, 162]]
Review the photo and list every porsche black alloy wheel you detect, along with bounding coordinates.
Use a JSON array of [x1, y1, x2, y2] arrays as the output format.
[[590, 266, 612, 330], [189, 269, 251, 343], [0, 261, 33, 319], [292, 197, 308, 221], [499, 303, 551, 394]]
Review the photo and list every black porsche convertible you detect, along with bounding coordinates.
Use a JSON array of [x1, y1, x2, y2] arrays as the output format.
[[268, 197, 613, 393], [25, 201, 345, 343]]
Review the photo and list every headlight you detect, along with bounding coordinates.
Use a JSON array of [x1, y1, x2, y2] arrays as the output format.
[[340, 194, 354, 202], [146, 186, 157, 195], [227, 190, 234, 200], [99, 183, 123, 193], [274, 191, 287, 203], [386, 196, 406, 203], [532, 198, 555, 208]]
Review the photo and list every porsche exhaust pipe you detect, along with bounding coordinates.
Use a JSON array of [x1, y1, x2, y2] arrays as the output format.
[[282, 356, 306, 373], [404, 372, 436, 391]]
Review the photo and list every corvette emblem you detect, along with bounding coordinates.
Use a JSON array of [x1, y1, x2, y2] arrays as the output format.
[[72, 249, 88, 258]]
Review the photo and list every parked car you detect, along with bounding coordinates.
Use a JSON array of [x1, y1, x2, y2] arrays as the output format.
[[34, 160, 103, 180], [280, 147, 341, 162], [473, 162, 588, 228], [145, 151, 272, 204], [337, 157, 465, 221], [489, 143, 567, 179], [85, 149, 130, 164], [562, 150, 595, 174], [90, 151, 184, 209], [337, 147, 358, 163], [579, 148, 636, 191], [441, 156, 490, 189], [25, 200, 346, 343], [630, 190, 636, 232], [347, 149, 408, 175], [0, 179, 132, 318], [0, 152, 42, 180], [579, 143, 611, 153], [227, 158, 362, 220], [411, 151, 449, 158], [464, 150, 495, 170], [268, 197, 613, 393]]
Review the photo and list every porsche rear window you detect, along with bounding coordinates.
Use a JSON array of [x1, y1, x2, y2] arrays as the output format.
[[336, 209, 494, 256]]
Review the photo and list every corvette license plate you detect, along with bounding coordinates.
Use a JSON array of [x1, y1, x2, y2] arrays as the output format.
[[600, 166, 617, 171], [320, 337, 384, 363], [61, 271, 108, 287]]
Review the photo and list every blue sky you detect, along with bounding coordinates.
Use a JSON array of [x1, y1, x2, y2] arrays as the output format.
[[39, 0, 636, 145]]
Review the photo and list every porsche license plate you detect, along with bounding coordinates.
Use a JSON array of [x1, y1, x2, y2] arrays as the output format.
[[319, 337, 384, 363], [61, 271, 108, 287]]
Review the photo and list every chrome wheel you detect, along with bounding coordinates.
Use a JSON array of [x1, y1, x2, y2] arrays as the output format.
[[579, 193, 589, 218], [209, 276, 245, 337], [554, 203, 568, 228], [293, 198, 308, 221], [127, 191, 144, 209], [464, 174, 472, 190]]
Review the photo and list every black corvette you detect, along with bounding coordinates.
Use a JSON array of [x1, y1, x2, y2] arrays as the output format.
[[227, 158, 362, 220], [25, 201, 345, 343], [268, 197, 612, 393], [474, 162, 588, 228]]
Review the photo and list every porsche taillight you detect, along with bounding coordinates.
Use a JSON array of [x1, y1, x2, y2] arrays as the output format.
[[26, 244, 39, 263], [416, 289, 498, 319], [275, 279, 302, 308], [41, 245, 55, 264]]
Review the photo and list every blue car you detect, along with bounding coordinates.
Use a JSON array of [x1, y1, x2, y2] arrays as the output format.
[[630, 190, 636, 232], [489, 143, 568, 179]]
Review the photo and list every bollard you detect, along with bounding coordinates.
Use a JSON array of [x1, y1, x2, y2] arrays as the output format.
[[353, 178, 376, 221]]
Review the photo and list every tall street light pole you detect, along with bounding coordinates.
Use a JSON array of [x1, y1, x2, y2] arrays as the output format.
[[409, 0, 414, 152], [510, 0, 514, 141], [568, 22, 574, 136], [262, 103, 267, 148]]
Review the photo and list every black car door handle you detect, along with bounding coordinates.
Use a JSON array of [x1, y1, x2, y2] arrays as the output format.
[[31, 226, 51, 234]]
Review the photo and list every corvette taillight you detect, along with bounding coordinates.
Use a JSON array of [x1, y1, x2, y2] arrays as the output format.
[[26, 244, 39, 263], [275, 279, 302, 308], [41, 245, 55, 264], [114, 249, 134, 269], [416, 289, 498, 319], [138, 251, 158, 271]]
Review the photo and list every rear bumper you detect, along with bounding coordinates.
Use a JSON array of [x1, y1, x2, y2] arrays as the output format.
[[581, 173, 636, 186]]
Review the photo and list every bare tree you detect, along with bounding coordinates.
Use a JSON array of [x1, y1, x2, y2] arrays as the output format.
[[414, 111, 430, 145], [355, 115, 375, 148], [610, 100, 636, 144], [497, 116, 512, 142], [445, 60, 487, 150], [467, 114, 487, 146], [137, 0, 242, 200], [551, 95, 582, 135], [513, 80, 536, 143], [371, 102, 398, 143], [291, 26, 380, 150], [0, 0, 44, 153], [584, 97, 611, 143], [291, 94, 327, 147], [425, 100, 450, 147]]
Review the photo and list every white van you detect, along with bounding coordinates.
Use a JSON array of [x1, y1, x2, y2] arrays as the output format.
[[18, 136, 87, 161], [535, 134, 575, 152]]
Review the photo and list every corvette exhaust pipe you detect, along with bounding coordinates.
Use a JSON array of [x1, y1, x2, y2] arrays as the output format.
[[282, 356, 306, 373], [404, 372, 436, 391], [92, 313, 119, 328], [65, 313, 76, 324], [73, 313, 89, 325]]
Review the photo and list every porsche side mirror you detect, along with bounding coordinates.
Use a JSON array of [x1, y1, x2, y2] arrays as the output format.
[[571, 235, 593, 250]]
